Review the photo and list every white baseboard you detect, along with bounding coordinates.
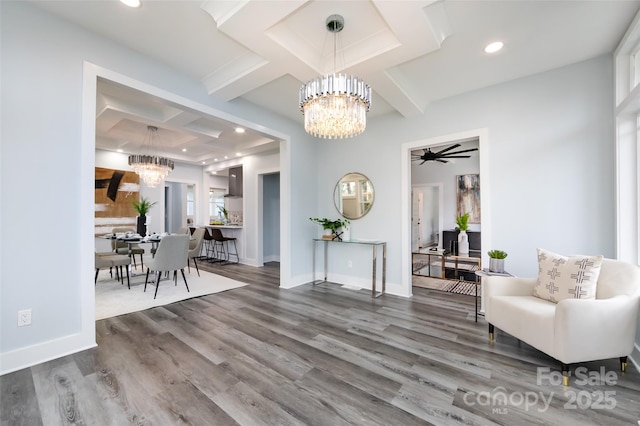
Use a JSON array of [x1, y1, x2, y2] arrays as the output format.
[[1, 332, 96, 376]]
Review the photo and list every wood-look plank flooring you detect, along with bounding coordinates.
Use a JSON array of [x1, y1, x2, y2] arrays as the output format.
[[2, 261, 640, 425]]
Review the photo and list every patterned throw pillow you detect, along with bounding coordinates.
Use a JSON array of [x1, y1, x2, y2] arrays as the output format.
[[532, 248, 603, 303]]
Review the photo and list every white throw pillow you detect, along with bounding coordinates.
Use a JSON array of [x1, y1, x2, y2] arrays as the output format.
[[533, 248, 603, 303]]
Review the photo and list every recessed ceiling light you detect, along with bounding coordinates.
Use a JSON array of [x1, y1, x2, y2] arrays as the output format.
[[202, 161, 206, 165], [120, 0, 141, 7], [236, 152, 242, 156], [214, 158, 218, 161], [235, 127, 245, 133], [182, 148, 187, 152], [212, 171, 217, 175], [484, 41, 504, 54], [117, 149, 123, 153], [224, 156, 228, 159]]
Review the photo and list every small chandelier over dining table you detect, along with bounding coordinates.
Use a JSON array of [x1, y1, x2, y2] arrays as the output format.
[[299, 15, 372, 139], [128, 125, 174, 188]]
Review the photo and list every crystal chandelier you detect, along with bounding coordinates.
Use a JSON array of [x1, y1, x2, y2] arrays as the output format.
[[128, 126, 174, 188], [299, 15, 372, 139]]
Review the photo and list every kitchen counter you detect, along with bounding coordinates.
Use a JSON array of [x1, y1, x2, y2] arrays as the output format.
[[206, 224, 243, 229]]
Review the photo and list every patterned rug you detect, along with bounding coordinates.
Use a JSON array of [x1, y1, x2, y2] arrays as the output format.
[[412, 274, 480, 296]]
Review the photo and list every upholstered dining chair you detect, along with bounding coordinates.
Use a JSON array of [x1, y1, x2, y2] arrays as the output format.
[[111, 227, 145, 270], [95, 252, 131, 289], [144, 234, 190, 299], [187, 227, 205, 276]]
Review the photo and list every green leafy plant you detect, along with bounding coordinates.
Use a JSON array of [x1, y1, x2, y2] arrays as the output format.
[[488, 250, 508, 259], [218, 205, 229, 218], [309, 217, 350, 232], [455, 212, 470, 231], [131, 196, 157, 215]]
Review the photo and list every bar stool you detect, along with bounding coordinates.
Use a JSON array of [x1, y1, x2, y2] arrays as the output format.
[[203, 228, 217, 261], [210, 228, 239, 264]]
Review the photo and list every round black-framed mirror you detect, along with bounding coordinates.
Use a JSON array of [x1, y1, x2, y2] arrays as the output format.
[[334, 172, 374, 220]]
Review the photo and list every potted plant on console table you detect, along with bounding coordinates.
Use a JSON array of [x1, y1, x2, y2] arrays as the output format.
[[309, 217, 350, 241]]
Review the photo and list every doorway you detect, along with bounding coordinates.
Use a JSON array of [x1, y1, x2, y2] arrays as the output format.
[[412, 183, 443, 252], [400, 128, 491, 299]]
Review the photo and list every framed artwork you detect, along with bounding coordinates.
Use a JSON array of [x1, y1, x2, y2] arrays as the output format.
[[456, 174, 481, 224], [95, 167, 140, 235]]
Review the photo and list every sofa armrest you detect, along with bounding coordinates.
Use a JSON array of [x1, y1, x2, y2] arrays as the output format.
[[554, 296, 640, 364], [484, 276, 536, 324], [484, 276, 536, 297]]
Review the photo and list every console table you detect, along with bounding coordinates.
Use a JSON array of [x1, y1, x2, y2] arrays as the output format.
[[312, 239, 386, 298]]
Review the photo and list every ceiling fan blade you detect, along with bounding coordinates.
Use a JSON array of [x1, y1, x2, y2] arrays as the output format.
[[439, 155, 471, 159], [420, 160, 427, 165], [434, 144, 461, 155], [436, 159, 448, 163], [440, 147, 479, 156]]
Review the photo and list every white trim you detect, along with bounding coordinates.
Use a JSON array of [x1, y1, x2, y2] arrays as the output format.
[[0, 333, 96, 376], [401, 128, 490, 300]]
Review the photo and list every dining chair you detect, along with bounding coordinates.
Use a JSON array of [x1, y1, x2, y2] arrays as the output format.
[[111, 227, 145, 270], [187, 227, 205, 276], [95, 252, 131, 289], [144, 234, 190, 299]]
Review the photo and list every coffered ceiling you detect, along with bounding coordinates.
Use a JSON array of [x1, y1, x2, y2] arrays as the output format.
[[31, 0, 640, 166]]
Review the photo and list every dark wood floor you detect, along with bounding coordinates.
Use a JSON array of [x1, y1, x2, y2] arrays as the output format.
[[2, 261, 639, 425]]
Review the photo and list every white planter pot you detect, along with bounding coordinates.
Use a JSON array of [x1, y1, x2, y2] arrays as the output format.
[[457, 230, 469, 255]]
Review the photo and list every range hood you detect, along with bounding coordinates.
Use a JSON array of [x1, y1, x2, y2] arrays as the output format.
[[224, 166, 243, 197]]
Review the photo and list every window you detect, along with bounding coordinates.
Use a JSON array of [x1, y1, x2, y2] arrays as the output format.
[[186, 185, 195, 216], [209, 188, 225, 220], [614, 14, 640, 265]]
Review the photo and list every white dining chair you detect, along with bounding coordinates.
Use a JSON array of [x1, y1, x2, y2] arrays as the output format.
[[144, 234, 190, 299]]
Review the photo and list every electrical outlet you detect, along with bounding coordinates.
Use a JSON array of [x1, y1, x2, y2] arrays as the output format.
[[18, 309, 31, 327], [348, 260, 353, 268]]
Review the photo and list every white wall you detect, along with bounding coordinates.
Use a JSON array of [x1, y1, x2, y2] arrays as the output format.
[[315, 55, 615, 295], [0, 1, 318, 374], [0, 1, 620, 374]]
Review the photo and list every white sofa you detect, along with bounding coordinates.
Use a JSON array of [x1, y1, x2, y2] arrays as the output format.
[[485, 258, 640, 385]]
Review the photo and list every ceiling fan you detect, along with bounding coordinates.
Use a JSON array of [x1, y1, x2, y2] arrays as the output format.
[[412, 144, 479, 164]]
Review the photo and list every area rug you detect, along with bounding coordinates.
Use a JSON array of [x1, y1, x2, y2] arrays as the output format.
[[412, 274, 480, 296], [95, 268, 247, 320]]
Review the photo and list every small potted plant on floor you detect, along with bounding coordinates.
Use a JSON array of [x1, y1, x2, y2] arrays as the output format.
[[131, 196, 157, 236], [487, 249, 508, 273]]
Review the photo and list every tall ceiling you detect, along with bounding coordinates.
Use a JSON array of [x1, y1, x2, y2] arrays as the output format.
[[31, 0, 640, 166]]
